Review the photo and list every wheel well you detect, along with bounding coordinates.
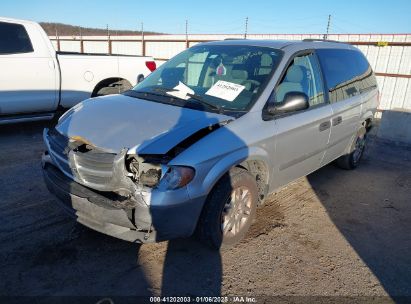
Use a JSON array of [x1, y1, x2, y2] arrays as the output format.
[[237, 160, 269, 205], [198, 160, 269, 227], [91, 78, 132, 97]]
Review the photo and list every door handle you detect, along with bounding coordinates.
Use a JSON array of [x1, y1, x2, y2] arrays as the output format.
[[332, 116, 343, 126], [319, 121, 331, 132]]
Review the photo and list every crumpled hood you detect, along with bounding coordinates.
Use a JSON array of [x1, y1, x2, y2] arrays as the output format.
[[56, 94, 234, 154]]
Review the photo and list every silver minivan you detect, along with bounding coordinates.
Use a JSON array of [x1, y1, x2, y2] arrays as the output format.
[[42, 39, 378, 249]]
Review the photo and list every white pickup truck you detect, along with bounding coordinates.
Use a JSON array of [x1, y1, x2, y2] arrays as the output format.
[[0, 17, 156, 124]]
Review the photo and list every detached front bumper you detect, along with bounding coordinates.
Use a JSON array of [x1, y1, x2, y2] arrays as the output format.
[[42, 157, 206, 243]]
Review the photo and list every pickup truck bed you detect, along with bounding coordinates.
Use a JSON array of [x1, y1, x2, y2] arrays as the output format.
[[0, 17, 156, 124]]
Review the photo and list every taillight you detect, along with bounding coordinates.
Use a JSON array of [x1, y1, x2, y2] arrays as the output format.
[[145, 61, 156, 72]]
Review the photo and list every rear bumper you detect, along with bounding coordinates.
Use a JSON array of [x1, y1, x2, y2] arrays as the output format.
[[42, 161, 206, 243]]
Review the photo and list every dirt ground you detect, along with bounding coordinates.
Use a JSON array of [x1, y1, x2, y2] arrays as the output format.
[[0, 121, 410, 302]]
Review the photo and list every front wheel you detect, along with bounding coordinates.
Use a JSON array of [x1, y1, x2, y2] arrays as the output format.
[[336, 127, 367, 170], [196, 167, 258, 250]]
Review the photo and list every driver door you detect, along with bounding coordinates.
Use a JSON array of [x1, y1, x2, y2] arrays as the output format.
[[270, 51, 333, 189]]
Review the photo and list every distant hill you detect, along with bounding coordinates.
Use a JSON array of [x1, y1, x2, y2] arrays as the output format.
[[39, 22, 163, 36]]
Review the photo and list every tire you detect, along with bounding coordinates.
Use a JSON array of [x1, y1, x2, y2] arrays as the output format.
[[196, 167, 258, 250], [336, 127, 367, 170], [95, 79, 132, 97]]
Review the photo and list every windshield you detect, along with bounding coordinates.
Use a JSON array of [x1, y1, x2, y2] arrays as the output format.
[[128, 44, 283, 113]]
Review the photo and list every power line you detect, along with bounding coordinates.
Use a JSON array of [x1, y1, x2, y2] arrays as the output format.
[[332, 16, 376, 33], [331, 22, 351, 34]]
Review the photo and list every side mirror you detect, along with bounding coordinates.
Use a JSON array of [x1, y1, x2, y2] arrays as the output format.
[[266, 91, 309, 115]]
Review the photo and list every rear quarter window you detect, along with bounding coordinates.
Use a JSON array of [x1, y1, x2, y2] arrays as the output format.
[[353, 51, 378, 93], [0, 22, 34, 55]]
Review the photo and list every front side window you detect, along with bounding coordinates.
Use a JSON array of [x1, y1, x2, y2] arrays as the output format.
[[275, 53, 325, 107], [0, 22, 33, 55], [128, 45, 283, 113]]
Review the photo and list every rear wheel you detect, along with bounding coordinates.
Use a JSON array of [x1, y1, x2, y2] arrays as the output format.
[[197, 167, 258, 249], [336, 127, 367, 170]]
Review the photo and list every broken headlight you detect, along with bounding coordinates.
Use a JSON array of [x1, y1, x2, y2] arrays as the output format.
[[127, 156, 162, 188], [140, 168, 162, 187], [158, 166, 195, 190]]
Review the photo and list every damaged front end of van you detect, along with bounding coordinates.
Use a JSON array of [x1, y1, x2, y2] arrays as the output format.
[[42, 94, 234, 243]]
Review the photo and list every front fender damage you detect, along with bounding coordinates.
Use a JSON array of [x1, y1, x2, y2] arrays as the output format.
[[43, 117, 231, 242]]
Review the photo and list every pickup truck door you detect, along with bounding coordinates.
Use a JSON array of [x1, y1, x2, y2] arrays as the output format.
[[269, 51, 333, 189], [0, 21, 58, 115]]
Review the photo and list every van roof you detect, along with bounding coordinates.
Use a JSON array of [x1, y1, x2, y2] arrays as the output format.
[[200, 39, 356, 51]]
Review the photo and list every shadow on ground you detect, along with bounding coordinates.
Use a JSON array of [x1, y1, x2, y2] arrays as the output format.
[[307, 137, 411, 298], [0, 121, 223, 298], [1, 121, 410, 299]]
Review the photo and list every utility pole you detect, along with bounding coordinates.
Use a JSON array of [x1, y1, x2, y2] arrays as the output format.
[[106, 24, 111, 54], [185, 19, 189, 48], [244, 17, 248, 39], [55, 25, 60, 51], [324, 14, 331, 40], [79, 26, 83, 53], [141, 22, 145, 56]]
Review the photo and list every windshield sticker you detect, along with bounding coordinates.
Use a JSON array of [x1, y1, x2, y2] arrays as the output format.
[[167, 81, 194, 100], [205, 80, 245, 102]]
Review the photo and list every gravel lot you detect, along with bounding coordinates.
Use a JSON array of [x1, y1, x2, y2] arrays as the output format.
[[0, 121, 410, 302]]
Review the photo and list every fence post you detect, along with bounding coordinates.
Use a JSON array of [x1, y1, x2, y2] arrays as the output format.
[[80, 39, 84, 53]]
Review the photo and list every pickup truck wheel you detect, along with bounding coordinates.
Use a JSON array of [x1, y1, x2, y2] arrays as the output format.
[[94, 79, 132, 96], [336, 127, 367, 170], [197, 167, 258, 250]]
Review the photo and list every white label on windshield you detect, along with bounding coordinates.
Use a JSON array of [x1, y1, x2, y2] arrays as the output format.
[[205, 80, 245, 102], [167, 81, 194, 100]]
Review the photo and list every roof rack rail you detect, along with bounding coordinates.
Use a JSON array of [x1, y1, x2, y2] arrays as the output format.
[[302, 38, 344, 43]]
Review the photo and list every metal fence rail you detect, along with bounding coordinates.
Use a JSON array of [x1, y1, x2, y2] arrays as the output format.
[[50, 33, 411, 112]]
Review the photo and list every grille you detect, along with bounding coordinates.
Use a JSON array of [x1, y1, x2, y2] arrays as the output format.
[[47, 129, 116, 188]]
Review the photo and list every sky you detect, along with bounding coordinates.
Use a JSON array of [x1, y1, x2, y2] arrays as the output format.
[[1, 0, 411, 34]]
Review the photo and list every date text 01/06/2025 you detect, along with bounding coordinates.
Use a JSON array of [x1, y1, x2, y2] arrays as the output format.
[[149, 296, 257, 303]]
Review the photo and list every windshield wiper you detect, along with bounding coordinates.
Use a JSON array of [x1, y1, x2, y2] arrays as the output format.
[[152, 87, 222, 112], [186, 93, 222, 112], [152, 87, 178, 93], [132, 87, 178, 97], [133, 87, 222, 112]]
